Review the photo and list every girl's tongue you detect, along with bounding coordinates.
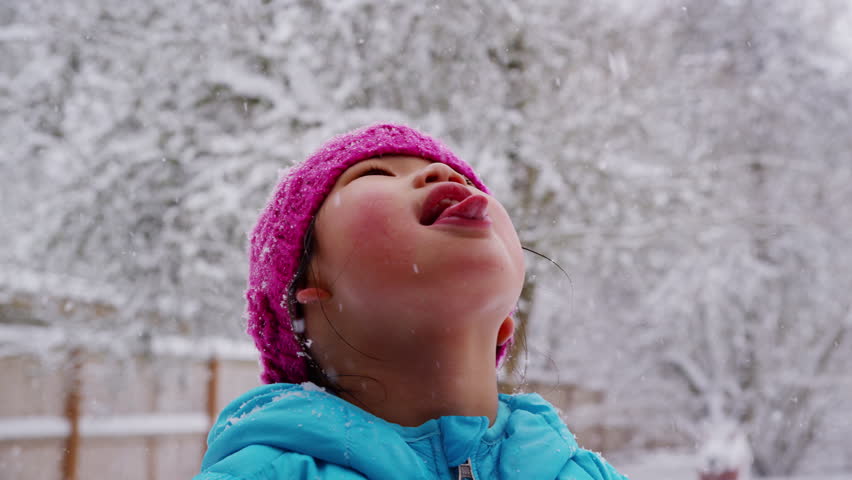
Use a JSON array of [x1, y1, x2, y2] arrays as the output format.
[[434, 195, 489, 223]]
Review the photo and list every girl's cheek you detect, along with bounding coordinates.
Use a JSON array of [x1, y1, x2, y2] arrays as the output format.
[[340, 192, 410, 254], [492, 202, 525, 269]]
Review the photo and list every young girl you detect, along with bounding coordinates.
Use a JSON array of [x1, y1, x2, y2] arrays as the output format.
[[195, 124, 627, 480]]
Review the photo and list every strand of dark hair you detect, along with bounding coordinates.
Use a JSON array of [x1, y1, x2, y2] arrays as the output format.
[[506, 246, 572, 389], [288, 217, 383, 400]]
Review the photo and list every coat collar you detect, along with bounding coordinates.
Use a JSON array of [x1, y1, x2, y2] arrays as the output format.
[[202, 383, 579, 479]]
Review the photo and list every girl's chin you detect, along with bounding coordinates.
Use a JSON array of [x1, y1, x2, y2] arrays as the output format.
[[392, 293, 517, 323], [344, 269, 523, 315]]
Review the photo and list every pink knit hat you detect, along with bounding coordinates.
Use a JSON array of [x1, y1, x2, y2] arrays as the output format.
[[245, 123, 514, 384]]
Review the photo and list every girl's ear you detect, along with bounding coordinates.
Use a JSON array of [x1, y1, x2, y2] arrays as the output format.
[[295, 287, 332, 304], [497, 316, 515, 346]]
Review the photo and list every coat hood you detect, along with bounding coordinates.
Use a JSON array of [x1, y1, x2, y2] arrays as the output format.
[[201, 383, 582, 480]]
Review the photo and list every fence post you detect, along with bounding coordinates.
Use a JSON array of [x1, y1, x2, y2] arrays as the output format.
[[62, 347, 83, 480], [204, 355, 219, 454], [206, 356, 219, 424], [148, 353, 157, 480]]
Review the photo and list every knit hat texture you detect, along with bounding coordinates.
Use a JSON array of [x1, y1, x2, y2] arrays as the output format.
[[246, 123, 513, 384]]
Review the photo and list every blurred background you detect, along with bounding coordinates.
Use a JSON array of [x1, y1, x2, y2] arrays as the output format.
[[1, 1, 850, 479]]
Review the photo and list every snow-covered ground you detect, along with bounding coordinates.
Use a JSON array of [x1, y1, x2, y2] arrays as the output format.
[[616, 450, 852, 480]]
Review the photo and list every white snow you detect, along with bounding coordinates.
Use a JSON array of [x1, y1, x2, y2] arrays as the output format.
[[617, 450, 852, 480], [226, 405, 268, 427], [0, 413, 209, 440], [80, 413, 209, 437], [697, 417, 753, 479], [151, 334, 257, 361], [0, 416, 70, 441], [0, 266, 123, 312], [0, 324, 257, 361], [300, 381, 326, 393], [292, 318, 306, 333]]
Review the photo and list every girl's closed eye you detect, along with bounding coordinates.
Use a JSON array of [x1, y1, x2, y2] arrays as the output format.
[[357, 163, 393, 177]]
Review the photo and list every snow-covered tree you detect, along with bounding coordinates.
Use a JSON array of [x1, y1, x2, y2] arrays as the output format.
[[557, 1, 852, 475]]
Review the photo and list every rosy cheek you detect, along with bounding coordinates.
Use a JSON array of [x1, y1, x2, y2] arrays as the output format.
[[339, 192, 408, 253]]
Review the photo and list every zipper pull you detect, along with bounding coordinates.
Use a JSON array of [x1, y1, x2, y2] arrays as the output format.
[[457, 458, 476, 480]]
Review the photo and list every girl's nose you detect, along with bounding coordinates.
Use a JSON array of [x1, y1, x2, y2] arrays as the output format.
[[413, 162, 468, 188]]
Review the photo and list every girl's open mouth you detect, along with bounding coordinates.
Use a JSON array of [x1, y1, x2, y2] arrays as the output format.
[[419, 183, 491, 226]]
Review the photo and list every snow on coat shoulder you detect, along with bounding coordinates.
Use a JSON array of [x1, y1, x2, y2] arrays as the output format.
[[195, 383, 629, 480]]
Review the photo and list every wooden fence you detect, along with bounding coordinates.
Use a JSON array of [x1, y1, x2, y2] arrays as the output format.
[[0, 327, 260, 480], [0, 326, 638, 480]]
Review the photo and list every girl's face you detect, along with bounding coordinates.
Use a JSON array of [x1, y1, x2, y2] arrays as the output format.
[[301, 156, 524, 365]]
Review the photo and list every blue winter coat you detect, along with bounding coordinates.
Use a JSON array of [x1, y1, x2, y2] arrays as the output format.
[[195, 383, 628, 480]]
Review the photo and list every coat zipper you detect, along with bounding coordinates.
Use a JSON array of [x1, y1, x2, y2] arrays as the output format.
[[456, 458, 476, 480]]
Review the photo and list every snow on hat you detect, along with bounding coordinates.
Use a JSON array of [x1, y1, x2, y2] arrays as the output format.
[[245, 123, 513, 384]]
